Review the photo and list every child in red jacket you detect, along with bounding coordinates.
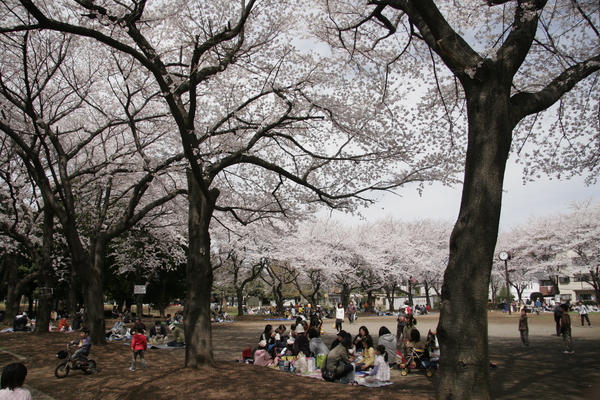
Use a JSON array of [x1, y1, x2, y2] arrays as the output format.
[[130, 325, 147, 371]]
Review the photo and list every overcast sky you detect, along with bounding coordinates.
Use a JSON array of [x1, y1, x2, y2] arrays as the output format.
[[325, 158, 599, 232]]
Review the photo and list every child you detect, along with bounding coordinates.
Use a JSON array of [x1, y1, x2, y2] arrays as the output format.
[[560, 304, 574, 354], [58, 316, 70, 332], [0, 362, 33, 400], [71, 328, 92, 364], [364, 345, 390, 384], [355, 335, 375, 371], [518, 308, 529, 347], [130, 325, 147, 371]]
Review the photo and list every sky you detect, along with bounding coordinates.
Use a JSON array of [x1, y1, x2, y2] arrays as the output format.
[[324, 158, 600, 232]]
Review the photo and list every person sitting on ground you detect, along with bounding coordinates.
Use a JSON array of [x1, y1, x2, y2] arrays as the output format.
[[299, 320, 309, 334], [377, 326, 397, 365], [167, 324, 185, 347], [330, 330, 350, 350], [106, 316, 126, 340], [354, 335, 375, 371], [273, 324, 288, 355], [149, 321, 168, 344], [0, 362, 33, 400], [289, 323, 297, 339], [58, 315, 71, 332], [133, 318, 147, 334], [253, 340, 272, 366], [122, 309, 132, 323], [12, 314, 30, 332], [72, 313, 83, 331], [308, 328, 329, 357], [323, 336, 355, 384], [353, 326, 370, 353], [259, 324, 276, 353], [293, 324, 311, 356], [364, 345, 391, 385]]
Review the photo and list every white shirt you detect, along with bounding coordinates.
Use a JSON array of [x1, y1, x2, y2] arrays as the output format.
[[0, 387, 33, 400], [335, 307, 345, 320]]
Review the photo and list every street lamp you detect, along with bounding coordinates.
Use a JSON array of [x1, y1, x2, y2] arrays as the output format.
[[499, 251, 512, 315]]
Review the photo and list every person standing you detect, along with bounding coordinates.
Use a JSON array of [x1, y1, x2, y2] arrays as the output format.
[[347, 302, 357, 324], [560, 303, 574, 354], [396, 306, 407, 344], [577, 301, 592, 327], [518, 308, 529, 347], [553, 304, 563, 336], [130, 325, 147, 371], [335, 303, 345, 333]]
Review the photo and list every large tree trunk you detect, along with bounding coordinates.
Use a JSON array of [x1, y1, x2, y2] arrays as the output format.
[[236, 287, 245, 317], [66, 262, 79, 317], [184, 170, 218, 368], [4, 267, 37, 325], [436, 81, 513, 400], [80, 239, 108, 345], [35, 207, 55, 334]]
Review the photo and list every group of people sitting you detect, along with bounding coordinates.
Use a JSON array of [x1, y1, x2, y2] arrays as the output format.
[[105, 314, 186, 347], [246, 321, 401, 385]]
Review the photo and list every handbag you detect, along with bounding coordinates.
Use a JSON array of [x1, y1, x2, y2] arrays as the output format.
[[320, 354, 336, 381]]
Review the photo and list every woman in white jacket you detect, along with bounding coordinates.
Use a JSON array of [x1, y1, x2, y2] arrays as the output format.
[[335, 303, 345, 333]]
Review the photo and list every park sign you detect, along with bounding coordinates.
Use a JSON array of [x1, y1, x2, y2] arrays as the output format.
[[134, 285, 147, 295]]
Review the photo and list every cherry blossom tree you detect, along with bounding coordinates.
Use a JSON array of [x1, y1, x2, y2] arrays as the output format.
[[320, 0, 599, 397], [0, 26, 186, 342], [1, 0, 458, 367], [210, 222, 269, 316]]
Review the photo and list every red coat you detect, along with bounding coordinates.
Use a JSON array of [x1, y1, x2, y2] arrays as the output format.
[[131, 333, 147, 351]]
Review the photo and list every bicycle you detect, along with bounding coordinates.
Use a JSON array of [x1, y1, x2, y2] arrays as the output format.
[[55, 343, 97, 378]]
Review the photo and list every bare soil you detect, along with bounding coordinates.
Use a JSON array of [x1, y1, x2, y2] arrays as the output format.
[[1, 312, 599, 400]]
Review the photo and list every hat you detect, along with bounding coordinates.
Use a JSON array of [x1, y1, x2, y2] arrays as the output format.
[[296, 325, 305, 334], [337, 330, 347, 337]]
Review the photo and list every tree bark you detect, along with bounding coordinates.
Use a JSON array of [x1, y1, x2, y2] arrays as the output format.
[[184, 169, 218, 368], [436, 80, 513, 400], [236, 287, 245, 316], [34, 207, 55, 334], [3, 259, 37, 325], [80, 237, 108, 345]]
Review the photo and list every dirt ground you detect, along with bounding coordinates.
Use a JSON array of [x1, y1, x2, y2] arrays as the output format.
[[1, 311, 599, 400]]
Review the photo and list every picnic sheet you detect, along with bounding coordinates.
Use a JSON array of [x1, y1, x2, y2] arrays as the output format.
[[273, 367, 393, 387]]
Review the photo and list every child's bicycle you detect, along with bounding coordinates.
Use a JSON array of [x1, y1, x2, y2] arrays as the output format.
[[55, 343, 97, 378]]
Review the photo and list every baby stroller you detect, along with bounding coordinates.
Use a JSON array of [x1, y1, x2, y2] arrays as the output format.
[[398, 330, 439, 377]]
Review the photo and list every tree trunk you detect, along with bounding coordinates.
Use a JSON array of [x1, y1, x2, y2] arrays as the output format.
[[274, 284, 285, 315], [236, 287, 245, 316], [407, 278, 414, 306], [158, 283, 166, 318], [436, 81, 513, 400], [184, 170, 218, 368], [80, 238, 108, 345], [66, 263, 79, 317], [35, 208, 55, 334]]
